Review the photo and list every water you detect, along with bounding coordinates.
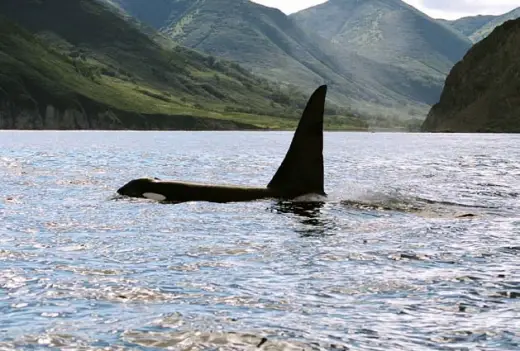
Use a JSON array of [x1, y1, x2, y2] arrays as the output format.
[[0, 131, 519, 350]]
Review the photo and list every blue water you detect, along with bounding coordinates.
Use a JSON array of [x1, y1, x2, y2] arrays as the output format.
[[0, 131, 519, 350]]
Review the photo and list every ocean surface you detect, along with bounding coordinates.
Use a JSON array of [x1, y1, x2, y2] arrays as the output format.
[[0, 131, 519, 350]]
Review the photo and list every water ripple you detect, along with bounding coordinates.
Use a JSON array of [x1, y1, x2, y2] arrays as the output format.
[[0, 131, 519, 350]]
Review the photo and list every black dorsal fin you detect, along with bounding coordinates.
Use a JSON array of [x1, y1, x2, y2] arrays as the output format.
[[267, 85, 327, 198]]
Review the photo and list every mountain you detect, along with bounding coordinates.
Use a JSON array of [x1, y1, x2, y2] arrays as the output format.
[[470, 7, 520, 42], [108, 0, 458, 121], [0, 0, 367, 130], [438, 15, 496, 37], [292, 0, 472, 109], [421, 18, 520, 133], [158, 0, 362, 103]]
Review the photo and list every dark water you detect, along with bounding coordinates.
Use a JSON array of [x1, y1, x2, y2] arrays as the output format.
[[0, 131, 519, 350]]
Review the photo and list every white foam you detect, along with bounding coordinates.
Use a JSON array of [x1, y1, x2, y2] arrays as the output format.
[[143, 193, 167, 201], [292, 193, 328, 202]]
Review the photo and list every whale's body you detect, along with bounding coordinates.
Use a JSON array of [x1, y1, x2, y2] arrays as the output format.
[[119, 180, 275, 203], [117, 85, 328, 204]]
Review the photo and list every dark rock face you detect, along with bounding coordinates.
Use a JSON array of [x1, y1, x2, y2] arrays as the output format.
[[422, 18, 520, 133]]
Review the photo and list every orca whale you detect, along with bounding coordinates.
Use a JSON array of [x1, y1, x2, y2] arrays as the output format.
[[117, 85, 328, 203]]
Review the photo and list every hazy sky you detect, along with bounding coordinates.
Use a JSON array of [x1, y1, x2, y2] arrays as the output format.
[[253, 0, 520, 20]]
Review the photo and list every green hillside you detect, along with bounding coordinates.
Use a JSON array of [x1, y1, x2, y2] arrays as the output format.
[[0, 0, 367, 130]]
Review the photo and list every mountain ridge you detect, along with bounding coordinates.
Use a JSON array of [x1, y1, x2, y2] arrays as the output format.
[[470, 7, 520, 42], [109, 0, 471, 120], [437, 15, 497, 37], [438, 7, 520, 43]]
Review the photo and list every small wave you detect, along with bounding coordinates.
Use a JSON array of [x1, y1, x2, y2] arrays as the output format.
[[122, 329, 334, 350], [43, 282, 181, 304], [0, 333, 95, 350], [0, 249, 37, 261], [499, 246, 520, 255], [0, 269, 30, 290], [55, 178, 102, 186]]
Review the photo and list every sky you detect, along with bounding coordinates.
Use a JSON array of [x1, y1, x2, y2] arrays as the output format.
[[252, 0, 520, 20]]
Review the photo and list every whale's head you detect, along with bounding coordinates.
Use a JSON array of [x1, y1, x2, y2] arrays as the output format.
[[117, 177, 160, 198]]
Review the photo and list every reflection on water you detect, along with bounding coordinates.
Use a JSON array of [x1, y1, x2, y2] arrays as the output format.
[[0, 131, 519, 350], [271, 200, 336, 237], [271, 200, 325, 219]]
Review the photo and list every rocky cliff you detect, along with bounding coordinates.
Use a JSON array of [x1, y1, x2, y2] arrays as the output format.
[[422, 18, 520, 133]]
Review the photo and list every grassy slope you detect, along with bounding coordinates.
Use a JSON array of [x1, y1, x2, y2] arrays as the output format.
[[110, 0, 434, 123], [0, 0, 367, 130], [470, 7, 520, 42], [291, 0, 472, 107]]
